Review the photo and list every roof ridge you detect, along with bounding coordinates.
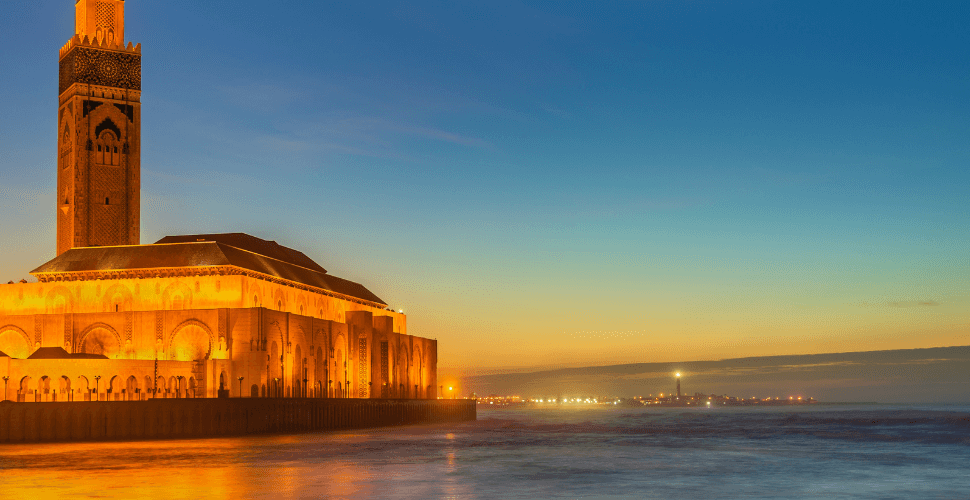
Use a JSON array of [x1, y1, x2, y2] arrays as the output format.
[[214, 241, 329, 276]]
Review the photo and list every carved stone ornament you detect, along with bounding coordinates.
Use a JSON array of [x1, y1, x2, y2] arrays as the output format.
[[60, 46, 141, 95]]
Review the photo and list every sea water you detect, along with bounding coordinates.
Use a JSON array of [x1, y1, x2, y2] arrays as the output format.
[[0, 404, 968, 499]]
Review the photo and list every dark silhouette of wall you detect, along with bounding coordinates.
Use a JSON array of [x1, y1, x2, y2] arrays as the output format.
[[0, 398, 476, 443]]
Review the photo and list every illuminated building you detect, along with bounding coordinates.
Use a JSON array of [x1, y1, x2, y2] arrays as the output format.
[[0, 1, 436, 402]]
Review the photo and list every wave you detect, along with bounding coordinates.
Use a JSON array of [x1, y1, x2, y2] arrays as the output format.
[[472, 408, 970, 446]]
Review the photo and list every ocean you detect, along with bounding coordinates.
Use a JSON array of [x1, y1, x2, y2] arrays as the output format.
[[1, 404, 968, 499]]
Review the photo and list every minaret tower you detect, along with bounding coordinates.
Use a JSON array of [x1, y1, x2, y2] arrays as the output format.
[[57, 0, 141, 255]]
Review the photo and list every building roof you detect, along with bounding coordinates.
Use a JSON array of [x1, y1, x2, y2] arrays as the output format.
[[155, 233, 327, 273], [0, 350, 8, 358], [27, 347, 109, 360], [31, 233, 387, 305]]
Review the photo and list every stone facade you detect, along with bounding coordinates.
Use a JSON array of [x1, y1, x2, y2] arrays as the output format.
[[0, 274, 437, 402], [0, 1, 438, 404]]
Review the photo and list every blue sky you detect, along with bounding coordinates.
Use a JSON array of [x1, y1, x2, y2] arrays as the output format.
[[1, 1, 968, 370]]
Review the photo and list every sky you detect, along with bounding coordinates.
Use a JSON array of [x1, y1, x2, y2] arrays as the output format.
[[1, 1, 968, 373], [463, 346, 970, 403]]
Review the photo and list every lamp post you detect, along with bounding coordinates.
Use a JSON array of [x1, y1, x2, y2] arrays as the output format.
[[675, 372, 682, 400], [448, 386, 454, 400], [439, 385, 443, 399], [303, 358, 308, 398], [274, 377, 280, 398], [94, 375, 101, 402], [2, 376, 8, 402], [237, 376, 244, 398], [176, 375, 184, 398]]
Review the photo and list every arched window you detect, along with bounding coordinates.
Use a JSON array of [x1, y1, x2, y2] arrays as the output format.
[[94, 119, 122, 166]]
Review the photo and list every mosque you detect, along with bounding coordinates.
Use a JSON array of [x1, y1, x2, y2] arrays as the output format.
[[0, 0, 437, 403]]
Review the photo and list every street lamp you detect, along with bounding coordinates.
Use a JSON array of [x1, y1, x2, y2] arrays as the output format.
[[94, 375, 101, 402], [2, 376, 8, 402], [448, 386, 454, 400], [176, 375, 184, 398], [675, 372, 682, 400], [237, 376, 244, 398], [274, 377, 280, 398]]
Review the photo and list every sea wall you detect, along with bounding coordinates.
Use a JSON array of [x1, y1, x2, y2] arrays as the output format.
[[0, 398, 476, 443]]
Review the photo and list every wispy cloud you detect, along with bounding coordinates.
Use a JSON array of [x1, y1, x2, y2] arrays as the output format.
[[215, 83, 308, 113], [310, 117, 490, 148], [855, 300, 941, 308], [887, 300, 940, 308]]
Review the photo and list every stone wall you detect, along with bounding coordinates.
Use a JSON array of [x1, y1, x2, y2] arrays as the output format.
[[0, 305, 436, 401], [0, 398, 476, 443]]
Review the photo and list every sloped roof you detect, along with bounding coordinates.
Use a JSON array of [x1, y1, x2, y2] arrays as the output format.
[[155, 233, 326, 273], [31, 234, 386, 305], [27, 347, 109, 360]]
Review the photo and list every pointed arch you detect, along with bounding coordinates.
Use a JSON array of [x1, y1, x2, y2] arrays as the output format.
[[101, 283, 133, 313], [167, 319, 213, 361], [413, 345, 423, 397], [94, 117, 121, 138], [397, 346, 409, 398], [161, 281, 193, 310], [272, 288, 286, 312], [0, 325, 32, 359], [45, 286, 75, 314], [77, 323, 122, 358]]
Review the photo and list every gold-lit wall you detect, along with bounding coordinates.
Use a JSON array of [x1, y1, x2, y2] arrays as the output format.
[[0, 275, 404, 329], [0, 275, 435, 402]]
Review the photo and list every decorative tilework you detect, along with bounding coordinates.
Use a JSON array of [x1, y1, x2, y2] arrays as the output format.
[[59, 47, 141, 95], [358, 338, 368, 398]]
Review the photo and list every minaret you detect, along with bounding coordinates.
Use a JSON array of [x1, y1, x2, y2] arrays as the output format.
[[57, 0, 141, 255]]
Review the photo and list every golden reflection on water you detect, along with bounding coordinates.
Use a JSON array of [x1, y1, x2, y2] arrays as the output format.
[[0, 427, 477, 500]]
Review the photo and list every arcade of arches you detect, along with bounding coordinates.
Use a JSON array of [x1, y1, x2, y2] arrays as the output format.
[[0, 291, 437, 402]]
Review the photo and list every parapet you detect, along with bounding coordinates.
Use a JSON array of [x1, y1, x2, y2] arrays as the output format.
[[59, 34, 141, 60]]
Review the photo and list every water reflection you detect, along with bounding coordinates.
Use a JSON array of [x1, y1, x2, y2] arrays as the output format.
[[4, 406, 967, 499], [0, 425, 478, 500]]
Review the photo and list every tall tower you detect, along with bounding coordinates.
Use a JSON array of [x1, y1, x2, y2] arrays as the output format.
[[57, 0, 141, 255]]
